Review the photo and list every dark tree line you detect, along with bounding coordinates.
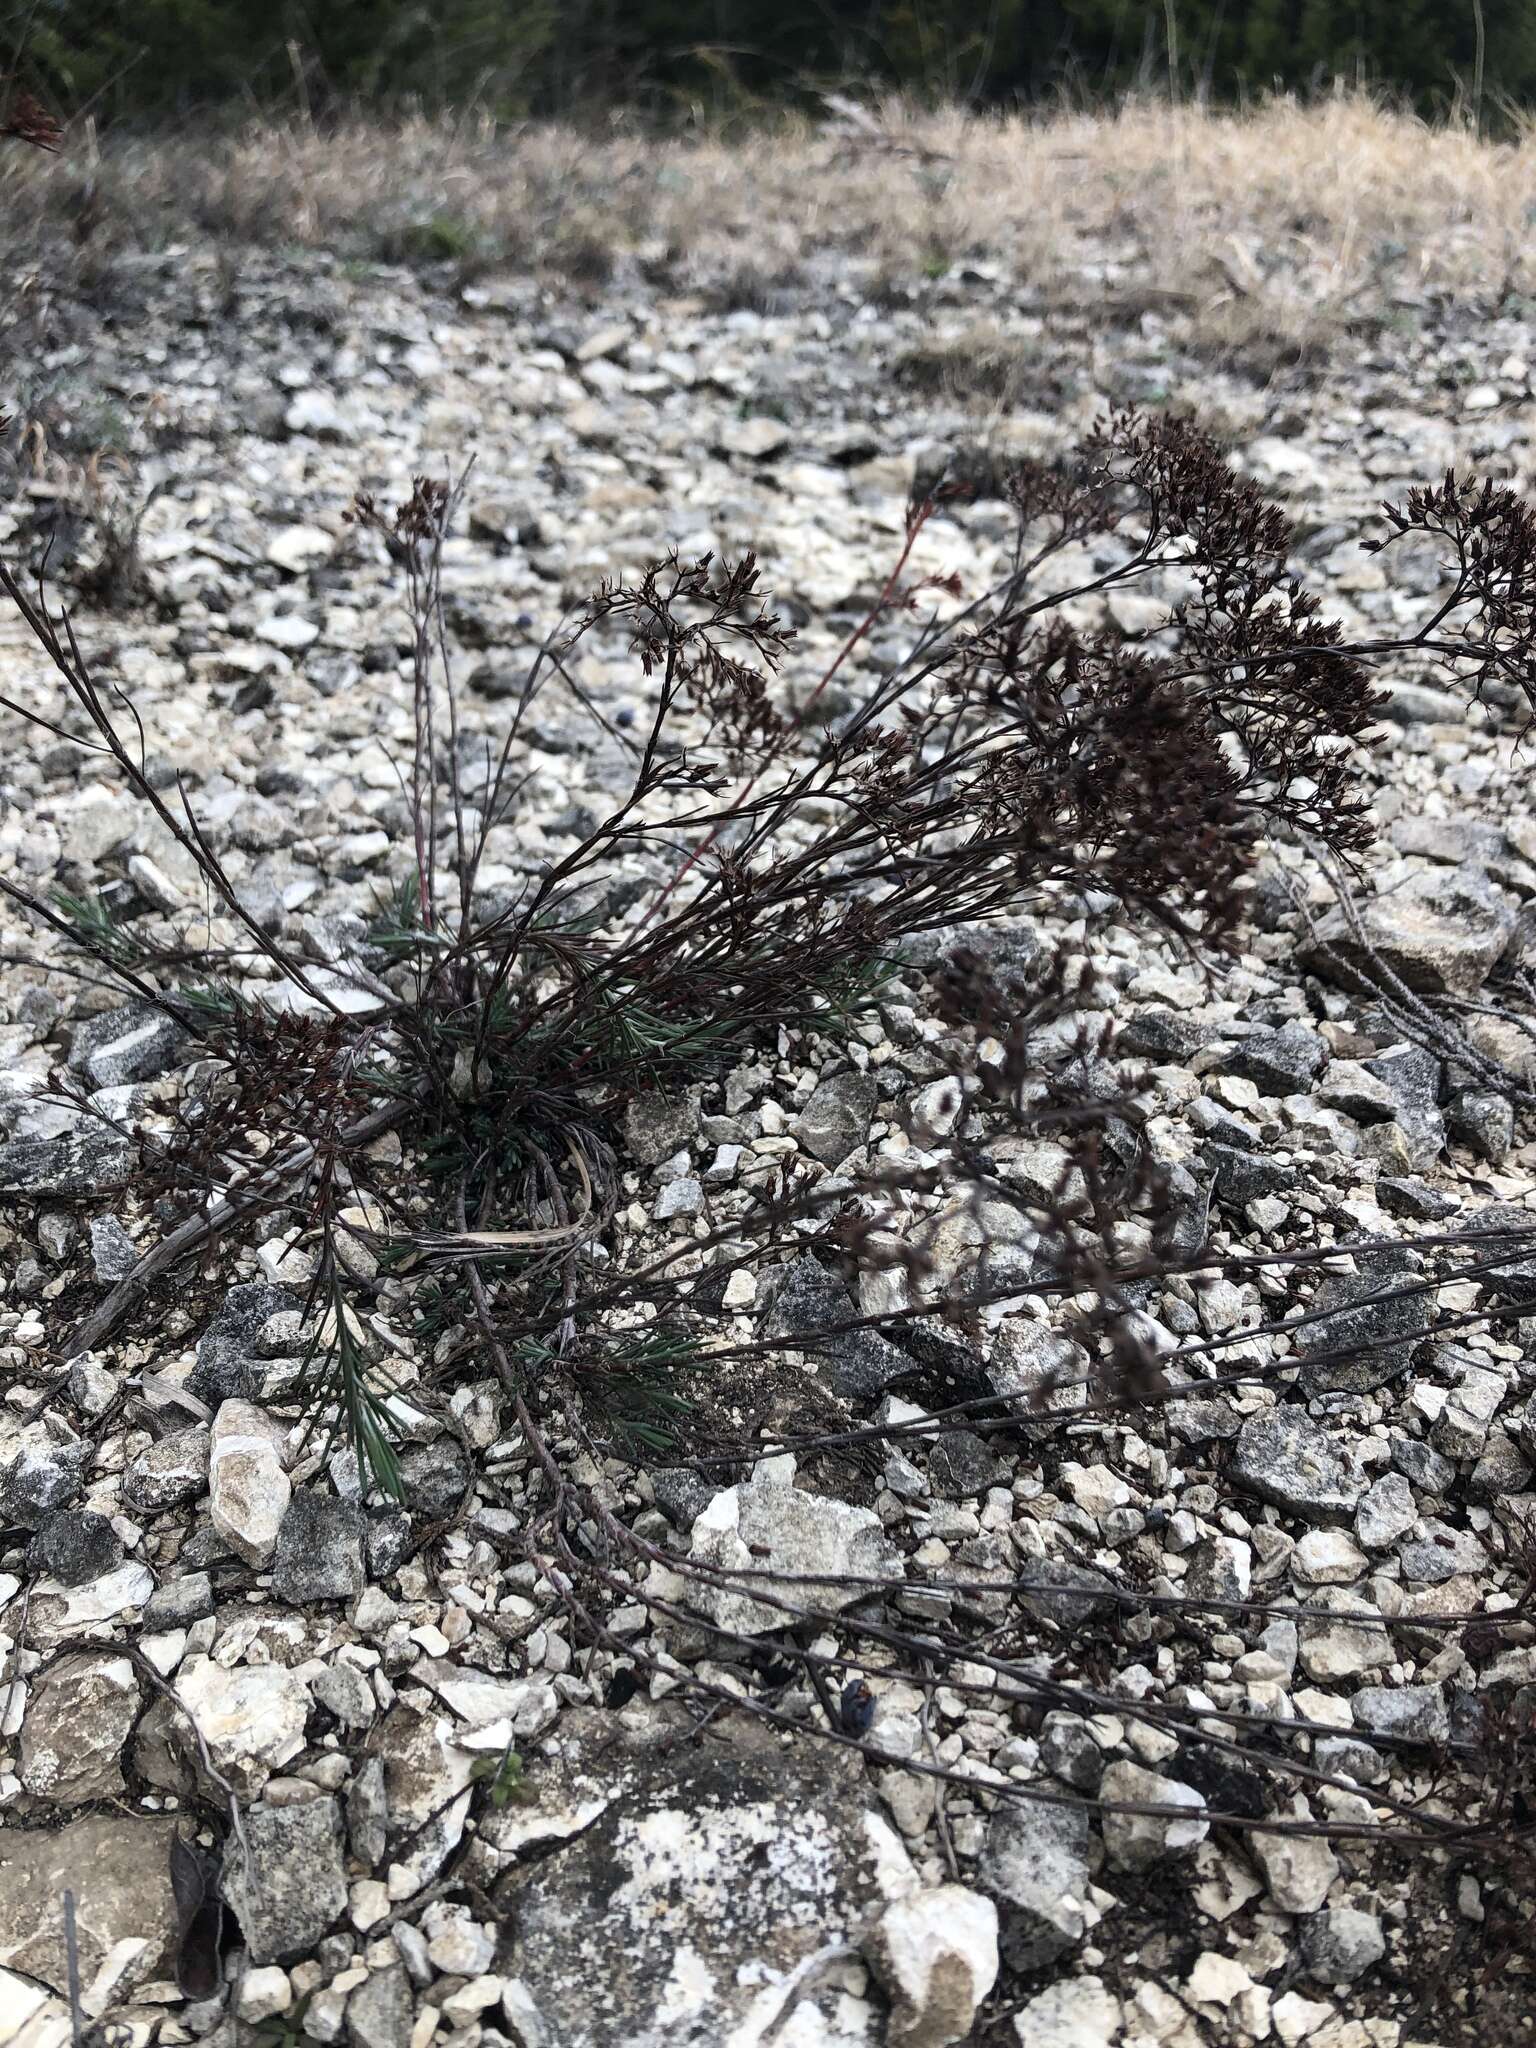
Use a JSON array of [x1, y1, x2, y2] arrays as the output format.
[[10, 0, 1533, 120]]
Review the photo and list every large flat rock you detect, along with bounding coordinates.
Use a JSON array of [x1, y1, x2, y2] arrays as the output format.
[[498, 1743, 916, 2048], [0, 1814, 181, 2001]]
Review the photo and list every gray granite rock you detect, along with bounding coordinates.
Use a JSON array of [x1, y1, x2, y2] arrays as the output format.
[[0, 1127, 137, 1194], [346, 1965, 413, 2048], [1304, 864, 1517, 996], [1301, 1907, 1386, 1984], [68, 1004, 184, 1090], [979, 1797, 1093, 1970], [346, 1754, 388, 1868], [1040, 1714, 1104, 1793], [144, 1570, 215, 1628], [1294, 1247, 1428, 1396], [18, 1652, 140, 1805], [272, 1492, 367, 1604], [1018, 1557, 1119, 1629], [26, 1508, 124, 1586], [1448, 1088, 1515, 1164], [0, 1436, 87, 1529], [1230, 1410, 1362, 1521], [759, 1254, 911, 1399], [657, 1452, 900, 1636], [926, 1429, 1006, 1498], [88, 1214, 139, 1280], [1352, 1683, 1450, 1746], [1223, 1021, 1326, 1094], [794, 1069, 879, 1167], [189, 1283, 304, 1407], [313, 1660, 376, 1730], [1098, 1762, 1208, 1871], [395, 1438, 471, 1517], [123, 1426, 211, 1513], [1362, 1044, 1445, 1168], [223, 1798, 349, 1964], [622, 1089, 700, 1166], [1355, 1471, 1416, 1549], [1467, 1203, 1536, 1303]]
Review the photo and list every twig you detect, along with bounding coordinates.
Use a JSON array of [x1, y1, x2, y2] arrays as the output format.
[[121, 1644, 250, 1878], [60, 1093, 414, 1358], [63, 1893, 84, 2048]]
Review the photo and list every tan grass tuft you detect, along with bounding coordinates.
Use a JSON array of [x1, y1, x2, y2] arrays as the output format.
[[1, 94, 1534, 361]]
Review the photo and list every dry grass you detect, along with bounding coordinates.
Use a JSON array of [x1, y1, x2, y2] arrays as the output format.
[[2, 93, 1536, 354], [894, 320, 1051, 408]]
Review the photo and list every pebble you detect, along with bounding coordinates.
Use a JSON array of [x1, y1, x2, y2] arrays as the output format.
[[1249, 1801, 1340, 1913], [1012, 1975, 1121, 2048], [238, 1968, 294, 2022], [1301, 1907, 1386, 1983], [1099, 1763, 1209, 1870], [208, 1399, 293, 1564]]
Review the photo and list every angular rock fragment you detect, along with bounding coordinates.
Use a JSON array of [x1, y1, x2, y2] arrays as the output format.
[[1363, 1044, 1445, 1168], [1466, 1203, 1536, 1303], [174, 1656, 310, 1793], [1223, 1022, 1326, 1095], [759, 1254, 911, 1399], [26, 1508, 123, 1586], [89, 1214, 138, 1280], [1017, 1556, 1119, 1630], [622, 1088, 699, 1166], [1230, 1410, 1362, 1521], [189, 1282, 303, 1407], [864, 1885, 998, 2048], [0, 1436, 87, 1529], [272, 1492, 367, 1604], [979, 1797, 1093, 1969], [1293, 1246, 1428, 1396], [1248, 1798, 1338, 1912], [368, 1704, 477, 1894], [1303, 865, 1517, 996], [651, 1452, 900, 1637], [123, 1426, 211, 1513], [145, 1569, 215, 1629], [1012, 1976, 1123, 2048], [395, 1437, 471, 1517], [795, 1069, 879, 1167], [347, 1963, 413, 2048], [68, 1003, 183, 1090], [19, 1652, 139, 1805], [1300, 1907, 1385, 1983], [1351, 1682, 1449, 1747], [208, 1399, 291, 1564], [0, 1128, 138, 1195], [0, 1814, 180, 1999], [223, 1798, 348, 1964], [1099, 1762, 1208, 1872]]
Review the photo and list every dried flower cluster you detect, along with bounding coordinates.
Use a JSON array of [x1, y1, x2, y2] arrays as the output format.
[[0, 83, 61, 152]]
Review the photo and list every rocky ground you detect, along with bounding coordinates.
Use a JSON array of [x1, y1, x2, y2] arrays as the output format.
[[3, 125, 1536, 2048]]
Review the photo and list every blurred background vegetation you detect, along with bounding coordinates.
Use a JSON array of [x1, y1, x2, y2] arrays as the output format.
[[8, 1, 1533, 123]]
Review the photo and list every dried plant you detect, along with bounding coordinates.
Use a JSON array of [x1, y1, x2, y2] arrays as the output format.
[[6, 412, 1536, 1873], [2, 409, 1531, 1433], [0, 84, 62, 153]]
